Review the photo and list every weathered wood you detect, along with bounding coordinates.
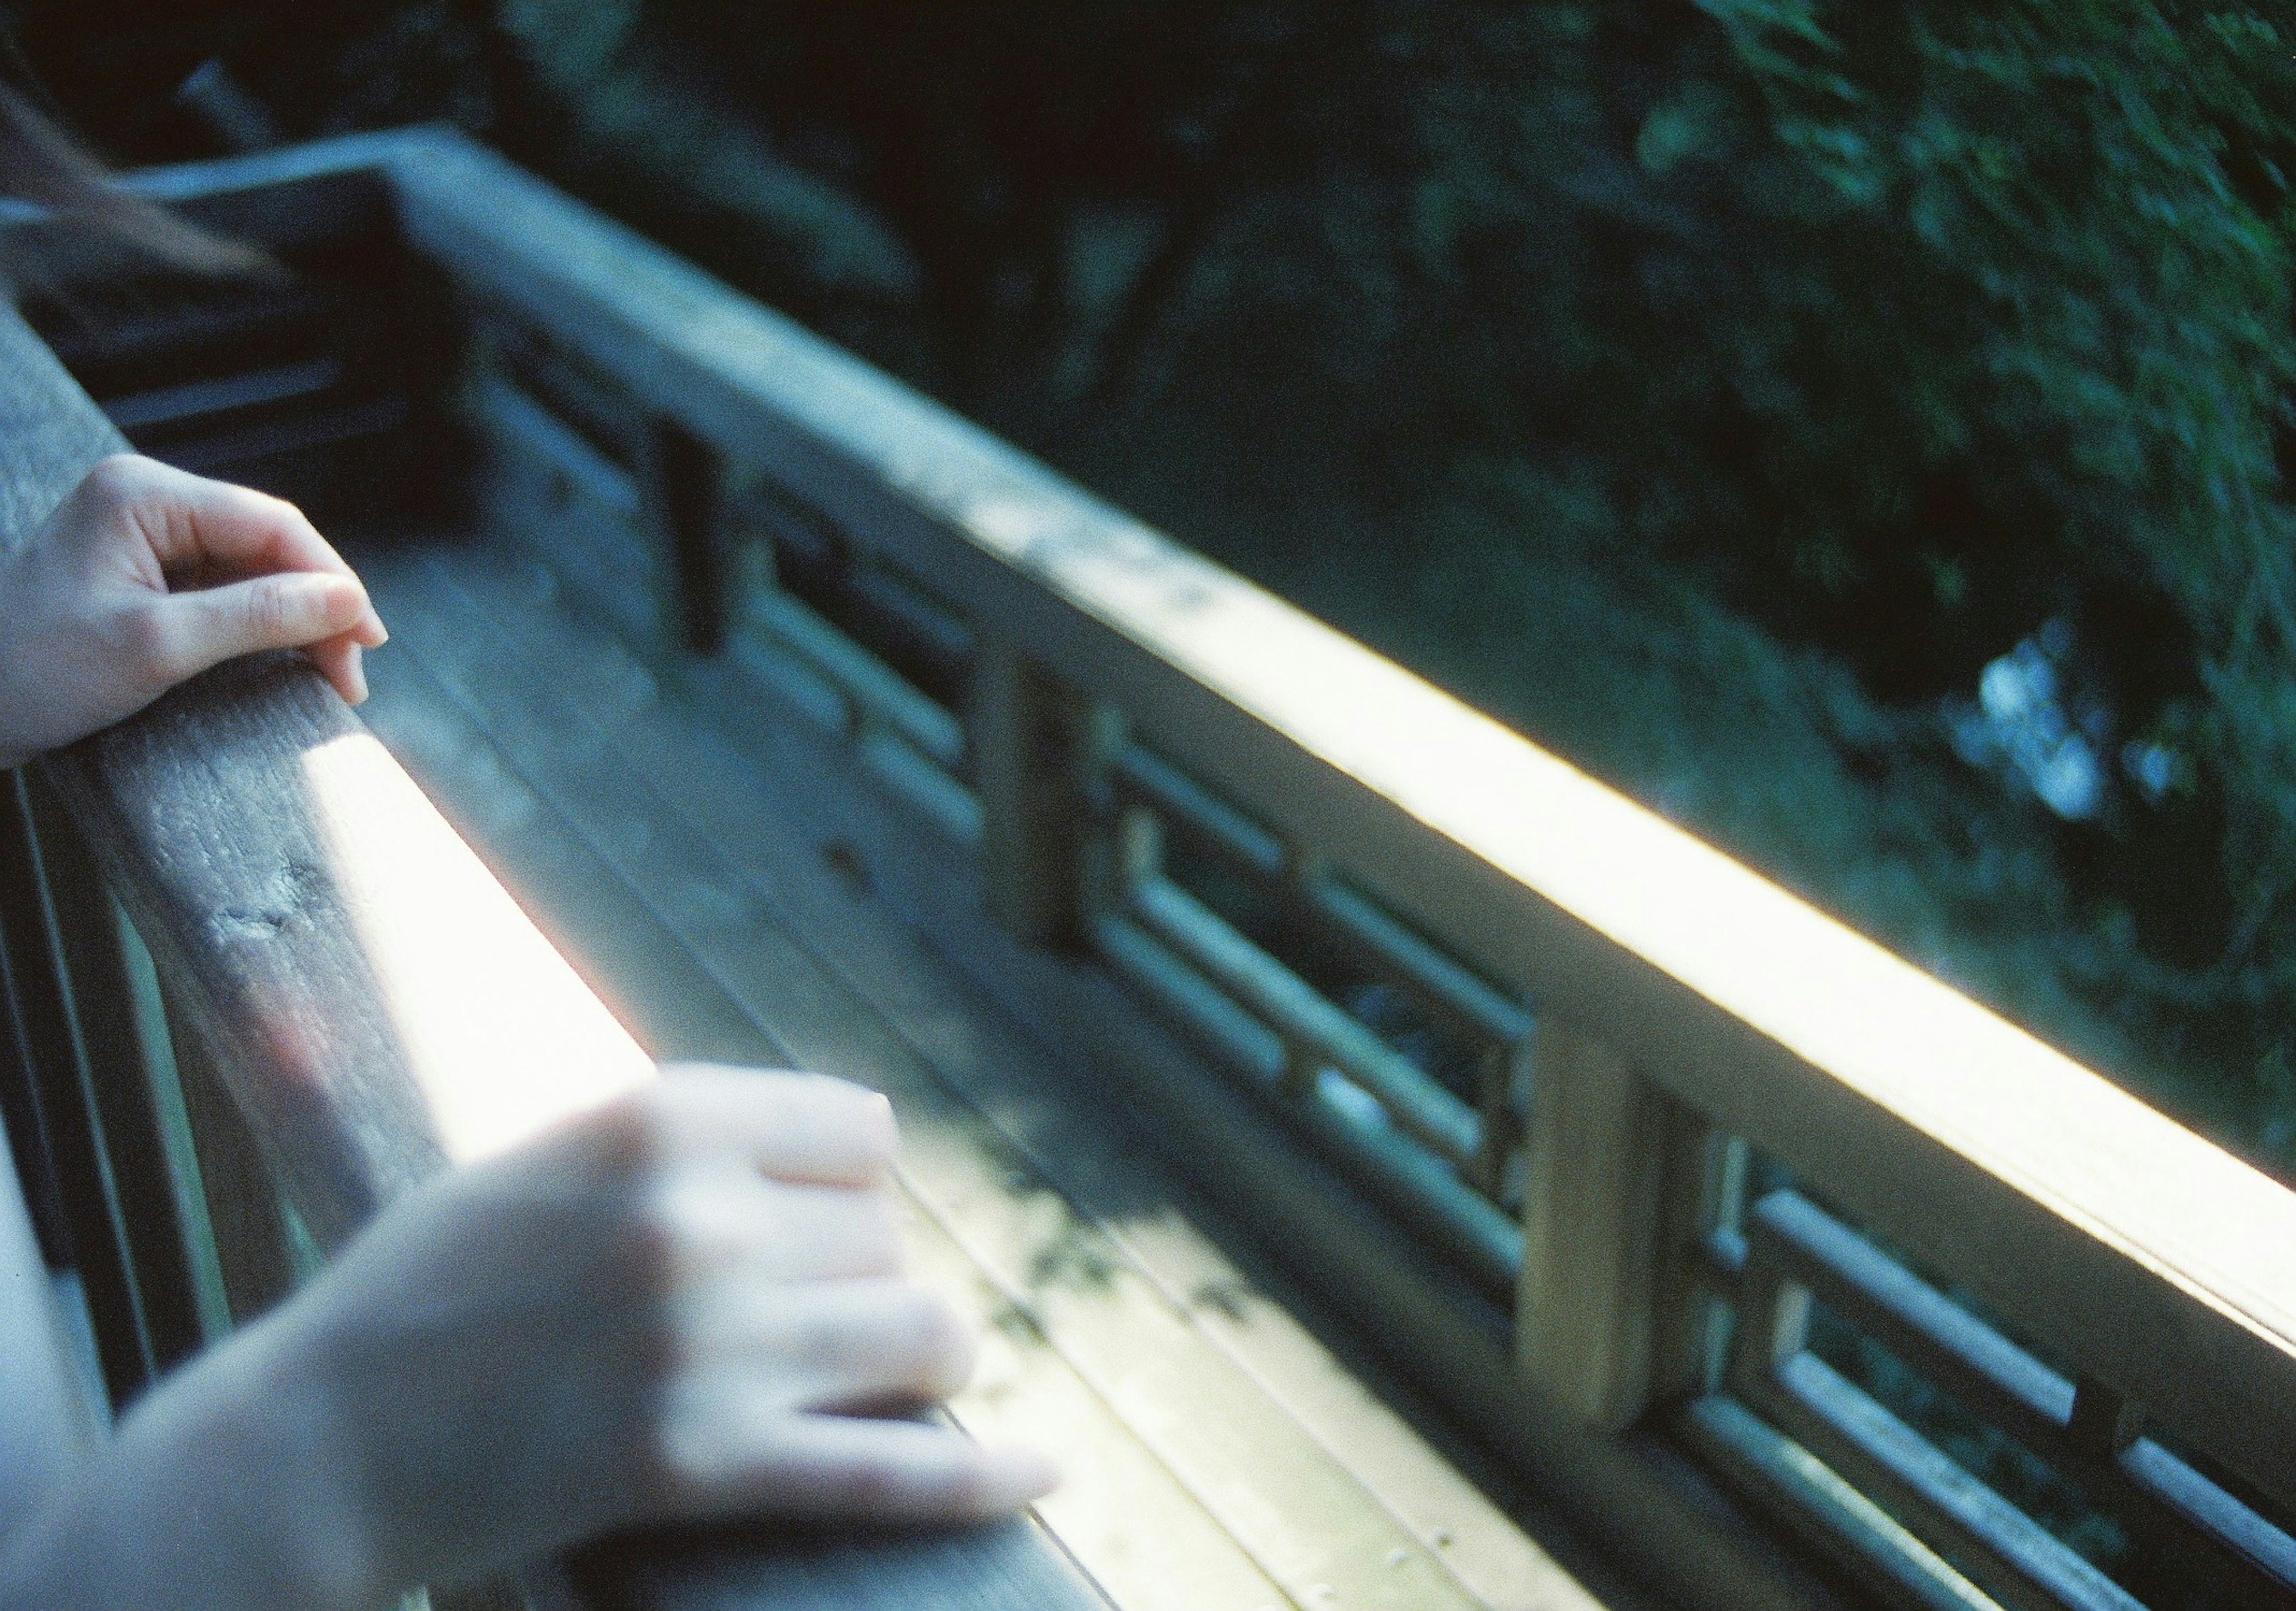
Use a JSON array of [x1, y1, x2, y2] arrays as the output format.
[[380, 543, 1828, 1611], [377, 542, 1614, 1611], [365, 547, 1556, 1611], [0, 297, 1102, 1607], [44, 650, 651, 1245], [0, 772, 162, 1407], [644, 418, 729, 655], [160, 972, 301, 1326], [93, 129, 2296, 1603], [967, 639, 1088, 951], [1515, 1021, 1667, 1435], [20, 777, 212, 1377], [367, 126, 2296, 1524], [572, 1520, 1106, 1611]]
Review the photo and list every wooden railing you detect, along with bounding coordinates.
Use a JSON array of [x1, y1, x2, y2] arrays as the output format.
[[8, 129, 2296, 1610], [0, 287, 1100, 1603]]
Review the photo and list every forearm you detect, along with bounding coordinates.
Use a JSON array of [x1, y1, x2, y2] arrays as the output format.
[[0, 1314, 381, 1611]]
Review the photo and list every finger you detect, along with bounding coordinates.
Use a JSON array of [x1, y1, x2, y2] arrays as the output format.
[[112, 459, 389, 644], [136, 572, 373, 686], [658, 1173, 905, 1284], [662, 1411, 1059, 1524], [304, 634, 368, 705], [680, 1279, 973, 1410], [645, 1067, 899, 1185]]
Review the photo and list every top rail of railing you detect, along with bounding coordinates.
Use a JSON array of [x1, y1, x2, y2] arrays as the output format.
[[25, 126, 2296, 1610], [331, 126, 2296, 1502], [0, 231, 1092, 1608]]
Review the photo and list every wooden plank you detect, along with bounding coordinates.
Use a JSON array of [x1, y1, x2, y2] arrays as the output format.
[[386, 541, 1828, 1611], [364, 550, 1521, 1611], [358, 557, 1433, 1611], [0, 768, 167, 1408], [160, 972, 300, 1326], [44, 648, 651, 1243], [489, 559, 1610, 1610], [364, 541, 1756, 1611], [1745, 1354, 2139, 1611], [19, 776, 212, 1379], [370, 128, 2296, 1518], [352, 611, 1251, 1611]]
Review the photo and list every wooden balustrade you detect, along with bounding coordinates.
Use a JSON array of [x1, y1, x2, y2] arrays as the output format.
[[0, 292, 1099, 1605], [4, 127, 2294, 1610]]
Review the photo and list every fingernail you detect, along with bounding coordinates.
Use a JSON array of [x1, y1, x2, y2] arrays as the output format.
[[1003, 1446, 1062, 1503], [347, 643, 369, 704]]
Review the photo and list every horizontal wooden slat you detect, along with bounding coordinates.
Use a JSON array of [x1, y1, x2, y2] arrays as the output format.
[[363, 126, 2296, 1520]]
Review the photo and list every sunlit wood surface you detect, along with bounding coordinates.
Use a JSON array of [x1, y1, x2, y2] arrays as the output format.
[[350, 534, 1607, 1611]]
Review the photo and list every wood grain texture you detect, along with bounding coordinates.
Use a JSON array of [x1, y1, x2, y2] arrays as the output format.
[[0, 302, 1095, 1606], [369, 128, 2296, 1520], [358, 547, 1497, 1611], [362, 538, 1749, 1611], [1515, 1023, 1665, 1435]]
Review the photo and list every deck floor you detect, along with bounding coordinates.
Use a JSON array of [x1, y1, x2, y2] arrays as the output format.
[[349, 530, 1619, 1611]]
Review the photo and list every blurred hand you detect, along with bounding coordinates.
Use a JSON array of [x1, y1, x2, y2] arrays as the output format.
[[87, 1067, 1056, 1608], [0, 453, 386, 768]]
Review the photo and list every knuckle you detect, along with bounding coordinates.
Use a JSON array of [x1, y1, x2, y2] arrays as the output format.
[[112, 600, 179, 679], [588, 1085, 681, 1174], [81, 453, 149, 509], [244, 574, 292, 638]]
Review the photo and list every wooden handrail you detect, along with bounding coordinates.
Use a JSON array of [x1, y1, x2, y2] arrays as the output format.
[[0, 301, 1098, 1607], [40, 127, 2296, 1605], [1, 298, 652, 1252], [370, 123, 2296, 1518]]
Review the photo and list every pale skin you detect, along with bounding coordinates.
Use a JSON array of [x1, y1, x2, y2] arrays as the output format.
[[0, 454, 1055, 1607]]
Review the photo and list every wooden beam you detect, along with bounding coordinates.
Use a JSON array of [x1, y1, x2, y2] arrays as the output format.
[[367, 127, 2296, 1518]]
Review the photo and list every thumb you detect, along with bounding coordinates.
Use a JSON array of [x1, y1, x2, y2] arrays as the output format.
[[144, 572, 374, 684]]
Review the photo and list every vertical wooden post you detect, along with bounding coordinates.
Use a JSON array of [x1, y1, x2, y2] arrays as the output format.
[[1515, 1014, 1671, 1432], [0, 774, 170, 1406], [1652, 1124, 1750, 1403], [969, 636, 1094, 950], [645, 418, 726, 655], [1727, 1261, 1812, 1407], [1468, 1032, 1534, 1205], [26, 775, 229, 1380]]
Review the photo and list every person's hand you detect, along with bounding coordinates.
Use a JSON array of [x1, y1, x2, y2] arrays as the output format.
[[65, 1067, 1055, 1609], [0, 453, 386, 768]]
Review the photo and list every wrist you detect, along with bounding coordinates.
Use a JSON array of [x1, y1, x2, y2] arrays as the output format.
[[56, 1314, 389, 1611]]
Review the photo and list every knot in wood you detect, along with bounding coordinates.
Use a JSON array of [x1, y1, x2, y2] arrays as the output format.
[[209, 857, 327, 945]]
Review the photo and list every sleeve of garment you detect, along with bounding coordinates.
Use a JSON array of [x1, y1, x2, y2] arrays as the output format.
[[0, 1110, 96, 1539]]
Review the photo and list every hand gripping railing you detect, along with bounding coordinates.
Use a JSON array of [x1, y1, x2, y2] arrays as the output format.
[[25, 127, 2296, 1610], [0, 301, 1097, 1611]]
